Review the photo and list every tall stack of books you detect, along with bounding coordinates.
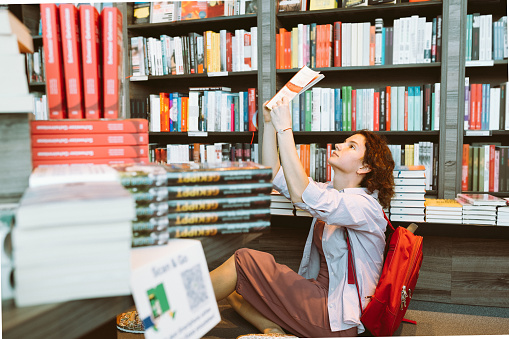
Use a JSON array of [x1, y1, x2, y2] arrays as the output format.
[[424, 198, 463, 224], [390, 165, 426, 223], [12, 167, 135, 306], [30, 119, 150, 168], [113, 164, 170, 247], [456, 193, 507, 226], [498, 199, 509, 226], [164, 162, 273, 238]]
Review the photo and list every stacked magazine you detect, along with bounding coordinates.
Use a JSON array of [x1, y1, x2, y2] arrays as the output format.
[[424, 198, 462, 224], [456, 193, 507, 226], [390, 166, 426, 223]]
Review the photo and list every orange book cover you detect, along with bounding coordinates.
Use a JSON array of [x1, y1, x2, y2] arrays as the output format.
[[462, 143, 469, 191], [31, 133, 148, 148], [181, 96, 189, 132], [32, 145, 149, 160], [316, 24, 322, 68], [181, 1, 207, 20], [207, 1, 224, 18], [79, 5, 102, 119], [205, 31, 213, 73], [160, 93, 170, 132], [102, 7, 123, 119], [469, 83, 476, 129], [369, 25, 376, 66], [285, 30, 292, 69], [32, 157, 149, 168], [475, 84, 482, 130], [404, 89, 409, 131], [279, 28, 286, 69], [60, 4, 84, 119], [326, 143, 332, 182], [299, 144, 306, 174], [304, 144, 310, 177], [41, 4, 67, 119], [385, 86, 391, 131], [276, 33, 280, 69], [31, 119, 149, 134]]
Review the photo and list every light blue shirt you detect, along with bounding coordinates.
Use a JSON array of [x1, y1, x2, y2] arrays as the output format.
[[272, 167, 387, 333]]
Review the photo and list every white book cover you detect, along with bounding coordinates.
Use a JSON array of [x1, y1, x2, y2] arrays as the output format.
[[311, 87, 322, 131], [215, 91, 222, 131], [320, 87, 330, 131], [330, 88, 335, 130], [489, 87, 499, 130], [486, 14, 493, 61], [29, 164, 120, 188], [363, 22, 370, 66], [434, 83, 440, 131], [398, 86, 405, 131], [424, 21, 432, 63], [298, 24, 304, 68], [188, 91, 200, 132], [251, 26, 257, 71], [130, 240, 220, 339], [342, 22, 348, 67], [416, 17, 426, 64], [391, 86, 398, 131], [368, 88, 374, 131], [357, 22, 364, 67], [351, 22, 358, 67], [220, 29, 227, 72], [413, 142, 420, 166], [374, 19, 383, 65], [484, 145, 490, 191], [480, 15, 486, 61], [403, 17, 410, 64], [206, 91, 216, 132], [393, 19, 400, 65], [150, 94, 161, 132], [220, 92, 229, 132], [345, 23, 351, 67]]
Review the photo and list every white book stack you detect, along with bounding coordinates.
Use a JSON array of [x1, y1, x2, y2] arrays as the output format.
[[390, 166, 426, 223], [497, 199, 509, 226], [12, 165, 136, 306], [424, 198, 462, 224], [270, 190, 310, 217], [456, 193, 506, 226]]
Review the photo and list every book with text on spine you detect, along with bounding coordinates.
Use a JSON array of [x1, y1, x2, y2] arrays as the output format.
[[265, 66, 324, 110], [170, 220, 271, 238], [31, 133, 148, 147], [32, 157, 149, 168], [424, 198, 462, 211], [31, 119, 148, 134], [102, 7, 123, 119], [32, 145, 148, 160], [167, 208, 271, 226]]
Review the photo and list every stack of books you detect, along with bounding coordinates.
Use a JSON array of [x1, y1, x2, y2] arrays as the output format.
[[114, 163, 170, 247], [30, 119, 150, 168], [13, 167, 135, 306], [424, 198, 463, 224], [498, 199, 509, 226], [390, 165, 426, 223], [270, 190, 311, 217], [456, 193, 507, 226], [164, 161, 273, 238]]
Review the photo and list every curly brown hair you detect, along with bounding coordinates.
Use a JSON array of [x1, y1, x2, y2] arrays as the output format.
[[354, 130, 395, 209]]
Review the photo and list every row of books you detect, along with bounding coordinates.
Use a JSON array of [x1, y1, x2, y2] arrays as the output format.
[[146, 87, 258, 133], [133, 1, 257, 25], [390, 165, 426, 223], [30, 119, 150, 168], [464, 80, 509, 131], [388, 142, 436, 190], [131, 27, 257, 78], [278, 0, 430, 12], [26, 45, 45, 84], [41, 4, 123, 120], [289, 84, 440, 132], [276, 15, 441, 69], [465, 14, 507, 62], [461, 144, 509, 193], [270, 190, 311, 217], [150, 142, 259, 164]]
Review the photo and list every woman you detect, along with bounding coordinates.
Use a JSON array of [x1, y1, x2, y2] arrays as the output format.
[[210, 97, 395, 337]]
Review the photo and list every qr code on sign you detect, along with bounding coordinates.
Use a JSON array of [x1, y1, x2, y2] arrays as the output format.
[[181, 264, 208, 311]]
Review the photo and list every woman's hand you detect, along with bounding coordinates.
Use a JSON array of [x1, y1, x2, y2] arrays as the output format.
[[269, 97, 293, 132], [263, 101, 272, 123]]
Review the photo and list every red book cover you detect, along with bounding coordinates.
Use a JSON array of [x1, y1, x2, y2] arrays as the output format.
[[327, 24, 332, 67], [462, 143, 469, 191], [248, 88, 257, 131], [181, 96, 189, 132], [80, 5, 102, 119], [285, 30, 291, 69], [33, 157, 149, 168], [279, 28, 286, 69], [60, 4, 84, 119], [231, 101, 235, 132], [404, 89, 409, 131], [489, 144, 495, 192], [181, 1, 207, 20], [31, 119, 149, 134], [373, 91, 380, 131], [316, 25, 322, 68], [276, 33, 280, 69], [386, 86, 391, 131], [469, 83, 476, 129], [32, 145, 148, 160], [369, 25, 376, 66], [244, 32, 251, 69], [475, 84, 482, 130], [326, 143, 332, 182], [334, 21, 341, 67], [102, 7, 123, 119], [41, 4, 67, 119], [226, 32, 232, 72], [351, 89, 356, 131], [160, 93, 169, 132], [31, 133, 149, 148], [207, 1, 224, 18]]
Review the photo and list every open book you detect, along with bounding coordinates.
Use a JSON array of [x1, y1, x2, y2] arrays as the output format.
[[265, 65, 324, 110]]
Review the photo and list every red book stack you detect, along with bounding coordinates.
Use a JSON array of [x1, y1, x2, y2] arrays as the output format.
[[30, 119, 149, 168]]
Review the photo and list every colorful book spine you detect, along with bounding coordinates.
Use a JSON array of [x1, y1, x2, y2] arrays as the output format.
[[30, 119, 149, 134], [102, 7, 123, 119], [32, 145, 149, 160], [31, 133, 148, 147], [167, 196, 271, 213]]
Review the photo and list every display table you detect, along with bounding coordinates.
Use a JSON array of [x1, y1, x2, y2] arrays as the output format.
[[2, 233, 262, 339]]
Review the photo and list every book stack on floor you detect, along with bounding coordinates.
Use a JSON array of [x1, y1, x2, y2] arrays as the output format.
[[390, 165, 426, 223], [164, 161, 273, 238], [424, 199, 463, 224], [455, 193, 507, 226], [113, 163, 170, 247], [12, 165, 135, 306], [0, 9, 34, 203], [30, 119, 150, 168], [498, 198, 509, 226], [270, 190, 311, 217], [0, 204, 17, 301]]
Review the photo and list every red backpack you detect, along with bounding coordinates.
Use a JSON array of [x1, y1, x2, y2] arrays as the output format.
[[345, 212, 423, 336]]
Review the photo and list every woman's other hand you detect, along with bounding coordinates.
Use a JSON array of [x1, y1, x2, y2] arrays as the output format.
[[263, 101, 272, 123], [270, 97, 292, 132]]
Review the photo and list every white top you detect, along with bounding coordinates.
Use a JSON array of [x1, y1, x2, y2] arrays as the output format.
[[272, 167, 387, 334]]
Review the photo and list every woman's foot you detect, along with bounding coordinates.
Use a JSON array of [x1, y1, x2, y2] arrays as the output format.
[[263, 327, 286, 335]]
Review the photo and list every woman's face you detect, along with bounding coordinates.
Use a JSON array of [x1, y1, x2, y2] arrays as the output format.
[[328, 134, 367, 175]]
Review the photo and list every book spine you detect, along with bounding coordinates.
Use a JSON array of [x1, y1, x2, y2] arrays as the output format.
[[169, 220, 270, 238], [41, 4, 68, 119], [32, 157, 149, 168], [167, 208, 271, 226], [166, 168, 272, 185], [102, 7, 123, 119], [168, 195, 271, 213], [30, 119, 149, 134], [167, 182, 272, 199], [248, 88, 257, 131], [31, 133, 148, 147], [80, 5, 102, 119], [32, 145, 149, 160]]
